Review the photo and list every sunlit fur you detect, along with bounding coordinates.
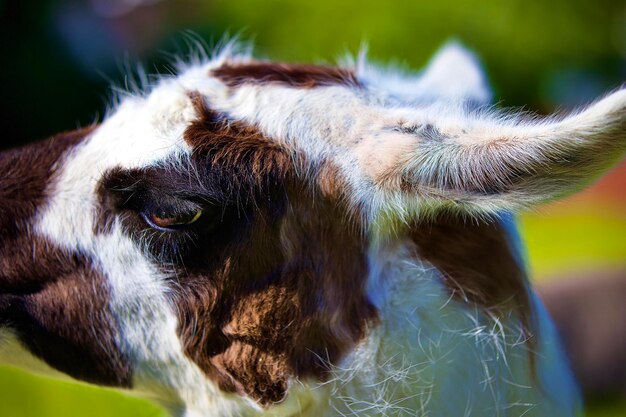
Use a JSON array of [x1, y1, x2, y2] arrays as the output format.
[[4, 39, 624, 416]]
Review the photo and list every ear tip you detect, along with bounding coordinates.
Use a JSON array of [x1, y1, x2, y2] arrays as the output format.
[[584, 88, 626, 121], [607, 88, 626, 109], [421, 41, 492, 104], [429, 41, 481, 71], [435, 40, 475, 57]]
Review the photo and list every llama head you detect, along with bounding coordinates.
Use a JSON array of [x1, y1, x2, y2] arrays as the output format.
[[0, 42, 624, 414]]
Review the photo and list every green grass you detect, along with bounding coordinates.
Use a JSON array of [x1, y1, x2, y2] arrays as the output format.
[[586, 400, 626, 417], [0, 365, 166, 417], [520, 204, 626, 281]]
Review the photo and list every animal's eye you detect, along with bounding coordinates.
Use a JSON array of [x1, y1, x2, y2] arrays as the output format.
[[144, 208, 203, 231]]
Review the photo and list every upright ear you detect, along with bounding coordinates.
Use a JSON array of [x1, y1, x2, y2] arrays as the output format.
[[373, 89, 626, 217], [358, 41, 491, 106], [413, 41, 492, 105]]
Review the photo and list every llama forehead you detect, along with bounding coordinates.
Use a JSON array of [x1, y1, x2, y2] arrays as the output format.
[[98, 56, 470, 200], [37, 57, 380, 257], [184, 59, 437, 209], [60, 43, 491, 196], [39, 54, 486, 254]]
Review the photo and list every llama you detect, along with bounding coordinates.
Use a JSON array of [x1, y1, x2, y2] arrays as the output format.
[[0, 42, 624, 416]]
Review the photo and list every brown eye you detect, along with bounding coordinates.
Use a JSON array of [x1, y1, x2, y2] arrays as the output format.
[[146, 209, 203, 230]]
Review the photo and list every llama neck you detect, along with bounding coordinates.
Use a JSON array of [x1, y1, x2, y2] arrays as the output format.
[[323, 237, 579, 417]]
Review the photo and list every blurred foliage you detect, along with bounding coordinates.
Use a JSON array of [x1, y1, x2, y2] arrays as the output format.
[[520, 205, 626, 280], [0, 365, 167, 417], [206, 0, 625, 108], [1, 0, 624, 148], [0, 0, 625, 416]]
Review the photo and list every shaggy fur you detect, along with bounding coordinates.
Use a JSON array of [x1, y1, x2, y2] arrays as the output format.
[[1, 40, 624, 416]]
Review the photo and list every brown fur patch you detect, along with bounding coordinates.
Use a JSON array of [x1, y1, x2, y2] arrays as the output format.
[[0, 127, 133, 386], [0, 127, 94, 290], [3, 259, 133, 386], [185, 91, 297, 184], [96, 96, 377, 405], [409, 214, 534, 343], [212, 62, 360, 89], [170, 188, 376, 406]]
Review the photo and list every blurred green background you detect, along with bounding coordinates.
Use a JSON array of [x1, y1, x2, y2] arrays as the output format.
[[0, 0, 624, 416]]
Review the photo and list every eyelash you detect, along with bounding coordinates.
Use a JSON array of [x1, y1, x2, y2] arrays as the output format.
[[141, 208, 204, 232]]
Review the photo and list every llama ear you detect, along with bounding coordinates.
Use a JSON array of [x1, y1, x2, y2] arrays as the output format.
[[356, 42, 491, 106], [415, 41, 492, 105], [372, 89, 626, 216]]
